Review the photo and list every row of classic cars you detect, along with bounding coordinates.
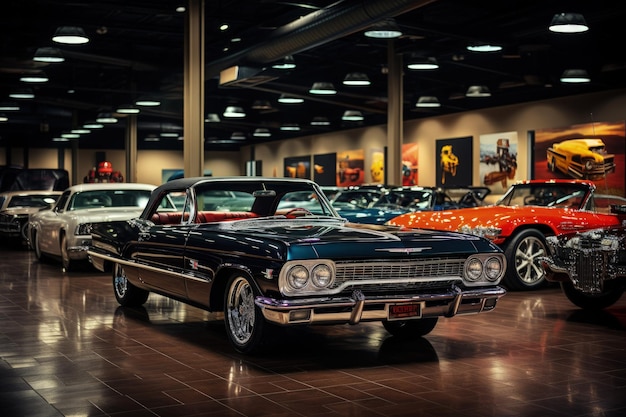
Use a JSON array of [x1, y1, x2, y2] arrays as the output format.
[[87, 177, 508, 353], [2, 173, 624, 353]]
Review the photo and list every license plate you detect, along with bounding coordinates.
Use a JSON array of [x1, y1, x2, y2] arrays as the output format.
[[389, 303, 422, 320]]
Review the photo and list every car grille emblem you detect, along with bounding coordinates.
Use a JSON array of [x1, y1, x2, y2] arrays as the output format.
[[189, 259, 199, 270], [376, 247, 430, 254]]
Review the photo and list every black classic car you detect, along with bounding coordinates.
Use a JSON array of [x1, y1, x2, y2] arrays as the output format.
[[88, 177, 507, 354], [541, 227, 626, 309]]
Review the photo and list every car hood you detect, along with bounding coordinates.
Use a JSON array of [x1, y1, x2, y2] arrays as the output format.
[[68, 207, 145, 223], [221, 219, 500, 258], [387, 205, 621, 236]]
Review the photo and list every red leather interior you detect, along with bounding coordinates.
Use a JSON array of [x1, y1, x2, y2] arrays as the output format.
[[151, 211, 258, 225]]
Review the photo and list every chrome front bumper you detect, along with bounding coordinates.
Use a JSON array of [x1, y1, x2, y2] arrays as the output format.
[[256, 285, 506, 325]]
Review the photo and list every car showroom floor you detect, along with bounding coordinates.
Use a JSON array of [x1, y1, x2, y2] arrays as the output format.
[[1, 245, 625, 417]]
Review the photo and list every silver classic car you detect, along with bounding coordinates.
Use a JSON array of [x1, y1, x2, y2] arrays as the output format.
[[88, 177, 507, 354], [0, 190, 61, 245], [28, 182, 156, 270]]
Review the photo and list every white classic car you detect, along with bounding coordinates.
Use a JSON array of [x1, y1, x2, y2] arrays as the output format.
[[28, 182, 156, 270], [0, 190, 61, 246]]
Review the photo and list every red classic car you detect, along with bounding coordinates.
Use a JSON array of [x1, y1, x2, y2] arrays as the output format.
[[388, 179, 626, 291]]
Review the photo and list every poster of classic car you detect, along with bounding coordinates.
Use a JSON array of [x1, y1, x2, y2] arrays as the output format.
[[480, 132, 520, 194], [532, 121, 625, 195], [87, 177, 507, 354]]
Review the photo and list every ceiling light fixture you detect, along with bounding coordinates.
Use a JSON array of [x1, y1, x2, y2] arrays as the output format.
[[0, 102, 20, 111], [416, 96, 441, 107], [9, 88, 35, 99], [310, 116, 330, 126], [0, 114, 8, 122], [343, 72, 371, 86], [272, 55, 296, 70], [116, 104, 140, 114], [549, 13, 589, 33], [406, 55, 439, 70], [309, 82, 337, 95], [230, 131, 247, 140], [71, 128, 90, 134], [342, 110, 364, 121], [277, 94, 304, 104], [52, 137, 69, 142], [135, 97, 161, 106], [252, 100, 273, 110], [83, 121, 104, 129], [205, 113, 221, 122], [61, 132, 80, 139], [144, 134, 160, 142], [560, 69, 591, 83], [52, 26, 89, 44], [96, 112, 118, 124], [20, 72, 49, 83], [160, 132, 179, 138], [466, 85, 491, 97], [467, 44, 502, 52], [364, 18, 402, 38], [223, 106, 246, 117], [33, 47, 65, 63], [253, 128, 271, 137], [280, 122, 300, 131]]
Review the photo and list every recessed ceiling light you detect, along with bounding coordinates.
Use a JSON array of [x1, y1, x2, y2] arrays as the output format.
[[467, 44, 502, 52]]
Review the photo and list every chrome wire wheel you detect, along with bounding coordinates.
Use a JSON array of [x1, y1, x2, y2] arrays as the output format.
[[226, 276, 256, 345], [114, 264, 128, 300]]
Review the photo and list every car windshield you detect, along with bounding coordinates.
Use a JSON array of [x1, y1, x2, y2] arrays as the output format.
[[69, 189, 152, 210], [497, 183, 589, 209], [372, 190, 434, 210], [7, 194, 59, 208]]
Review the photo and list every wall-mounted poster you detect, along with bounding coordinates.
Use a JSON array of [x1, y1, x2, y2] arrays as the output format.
[[336, 149, 364, 187], [370, 147, 385, 184], [402, 143, 418, 186], [532, 121, 626, 196], [479, 131, 520, 194], [284, 155, 310, 179], [435, 136, 472, 187], [313, 153, 337, 186]]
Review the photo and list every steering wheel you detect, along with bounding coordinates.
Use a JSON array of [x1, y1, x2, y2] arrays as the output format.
[[284, 207, 313, 218]]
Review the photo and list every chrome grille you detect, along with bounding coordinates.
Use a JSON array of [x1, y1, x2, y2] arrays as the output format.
[[332, 257, 464, 293], [574, 252, 605, 293]]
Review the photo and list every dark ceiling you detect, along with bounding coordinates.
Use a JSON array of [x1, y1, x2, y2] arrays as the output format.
[[1, 0, 625, 152]]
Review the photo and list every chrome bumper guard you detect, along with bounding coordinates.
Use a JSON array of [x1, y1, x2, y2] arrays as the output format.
[[256, 286, 506, 325]]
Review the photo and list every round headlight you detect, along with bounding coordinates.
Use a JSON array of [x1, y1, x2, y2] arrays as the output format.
[[311, 264, 333, 288], [287, 265, 309, 289], [484, 257, 503, 281], [465, 257, 483, 281]]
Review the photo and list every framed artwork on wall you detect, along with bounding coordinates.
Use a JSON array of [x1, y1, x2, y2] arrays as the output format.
[[435, 136, 472, 187], [336, 149, 364, 187], [284, 155, 310, 179], [369, 147, 385, 184], [479, 131, 520, 194], [402, 143, 418, 186], [531, 121, 626, 196], [313, 153, 337, 186]]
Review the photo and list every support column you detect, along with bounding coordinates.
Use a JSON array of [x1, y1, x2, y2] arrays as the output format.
[[125, 114, 138, 182], [386, 40, 403, 186], [183, 0, 205, 178]]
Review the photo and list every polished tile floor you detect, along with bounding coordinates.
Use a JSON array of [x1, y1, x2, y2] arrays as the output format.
[[1, 245, 625, 417]]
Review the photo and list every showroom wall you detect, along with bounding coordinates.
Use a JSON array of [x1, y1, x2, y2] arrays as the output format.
[[2, 88, 626, 188], [248, 88, 626, 191]]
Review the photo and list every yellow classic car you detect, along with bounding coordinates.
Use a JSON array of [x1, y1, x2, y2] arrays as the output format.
[[546, 138, 616, 180]]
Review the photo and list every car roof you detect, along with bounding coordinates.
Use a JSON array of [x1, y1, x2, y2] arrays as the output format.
[[157, 176, 319, 191], [64, 183, 157, 192]]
